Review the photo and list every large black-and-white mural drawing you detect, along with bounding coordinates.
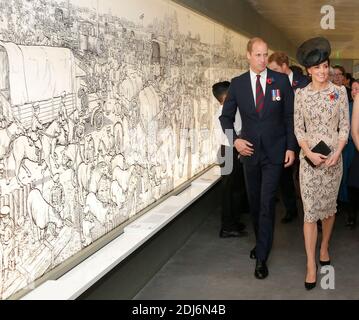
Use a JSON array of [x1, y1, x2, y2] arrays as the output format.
[[0, 0, 250, 299]]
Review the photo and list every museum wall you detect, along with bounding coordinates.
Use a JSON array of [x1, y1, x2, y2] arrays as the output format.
[[172, 0, 297, 57], [0, 0, 255, 299]]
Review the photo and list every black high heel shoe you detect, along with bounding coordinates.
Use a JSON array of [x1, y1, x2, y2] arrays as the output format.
[[319, 259, 331, 266], [305, 264, 318, 290], [319, 246, 330, 267], [319, 248, 331, 266]]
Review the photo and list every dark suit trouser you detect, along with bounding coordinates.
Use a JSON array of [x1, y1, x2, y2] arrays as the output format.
[[348, 187, 359, 223], [243, 155, 282, 262], [279, 165, 298, 216], [220, 145, 248, 230]]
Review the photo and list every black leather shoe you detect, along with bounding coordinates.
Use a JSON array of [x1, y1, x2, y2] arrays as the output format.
[[305, 264, 318, 290], [254, 259, 268, 279], [219, 229, 248, 238], [250, 247, 256, 259]]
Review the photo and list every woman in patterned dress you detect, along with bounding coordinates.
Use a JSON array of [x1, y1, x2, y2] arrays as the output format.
[[294, 38, 350, 290]]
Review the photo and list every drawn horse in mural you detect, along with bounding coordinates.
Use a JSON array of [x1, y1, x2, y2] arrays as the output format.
[[59, 143, 83, 172], [123, 164, 144, 217], [77, 160, 111, 206], [8, 120, 68, 186], [111, 161, 136, 209], [0, 122, 21, 184], [41, 119, 69, 165], [27, 188, 64, 242]]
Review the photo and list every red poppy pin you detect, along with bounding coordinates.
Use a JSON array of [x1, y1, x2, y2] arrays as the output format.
[[292, 80, 298, 87], [266, 77, 275, 85], [329, 91, 339, 102]]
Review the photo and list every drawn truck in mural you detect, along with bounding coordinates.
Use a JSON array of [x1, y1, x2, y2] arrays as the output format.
[[0, 41, 105, 133]]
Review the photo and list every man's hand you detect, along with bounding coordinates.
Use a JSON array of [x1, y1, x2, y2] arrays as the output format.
[[234, 138, 254, 156], [284, 150, 295, 168]]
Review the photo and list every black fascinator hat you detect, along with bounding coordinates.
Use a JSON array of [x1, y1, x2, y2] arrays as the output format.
[[296, 37, 331, 68]]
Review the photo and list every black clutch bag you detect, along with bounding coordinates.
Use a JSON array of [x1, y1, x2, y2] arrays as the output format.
[[304, 140, 331, 167]]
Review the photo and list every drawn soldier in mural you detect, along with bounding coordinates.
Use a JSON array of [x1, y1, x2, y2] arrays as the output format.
[[50, 173, 65, 219], [149, 163, 161, 200], [59, 91, 68, 120], [97, 138, 107, 164], [97, 168, 112, 206], [29, 102, 44, 164], [78, 87, 89, 114], [176, 99, 193, 177], [58, 91, 69, 142], [81, 205, 94, 247], [113, 93, 122, 117], [0, 206, 15, 283], [61, 152, 77, 188], [0, 101, 8, 129], [13, 214, 31, 269], [105, 126, 116, 157], [119, 94, 129, 120], [84, 134, 95, 166]]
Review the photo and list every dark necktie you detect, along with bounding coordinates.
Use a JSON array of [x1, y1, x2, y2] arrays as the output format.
[[256, 74, 264, 114]]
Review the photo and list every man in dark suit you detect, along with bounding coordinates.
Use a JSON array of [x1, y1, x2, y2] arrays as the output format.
[[219, 38, 296, 280], [290, 68, 310, 90], [268, 52, 310, 223]]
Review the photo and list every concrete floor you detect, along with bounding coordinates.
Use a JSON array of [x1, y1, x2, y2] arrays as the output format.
[[134, 199, 359, 300]]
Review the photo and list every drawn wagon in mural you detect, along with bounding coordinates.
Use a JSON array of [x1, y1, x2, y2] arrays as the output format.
[[0, 41, 105, 133], [77, 89, 106, 131]]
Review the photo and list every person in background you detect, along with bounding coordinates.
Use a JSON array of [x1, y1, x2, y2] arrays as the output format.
[[290, 65, 305, 77], [339, 80, 359, 228], [344, 73, 355, 90], [328, 66, 335, 83], [268, 53, 310, 91], [333, 65, 353, 103], [212, 81, 248, 238], [268, 52, 310, 223], [346, 82, 359, 228]]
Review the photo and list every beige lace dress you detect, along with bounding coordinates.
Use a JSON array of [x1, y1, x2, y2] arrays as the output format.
[[294, 82, 350, 223]]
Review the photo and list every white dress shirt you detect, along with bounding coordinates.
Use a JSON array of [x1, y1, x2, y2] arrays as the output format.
[[250, 68, 267, 106], [215, 105, 242, 147], [288, 70, 294, 86]]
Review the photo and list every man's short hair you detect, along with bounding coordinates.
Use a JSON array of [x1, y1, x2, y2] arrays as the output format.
[[268, 52, 289, 67], [333, 65, 346, 75], [212, 81, 230, 103], [247, 37, 267, 53], [351, 79, 359, 87]]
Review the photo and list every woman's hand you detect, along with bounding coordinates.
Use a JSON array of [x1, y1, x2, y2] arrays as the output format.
[[306, 151, 327, 166], [325, 151, 341, 167]]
